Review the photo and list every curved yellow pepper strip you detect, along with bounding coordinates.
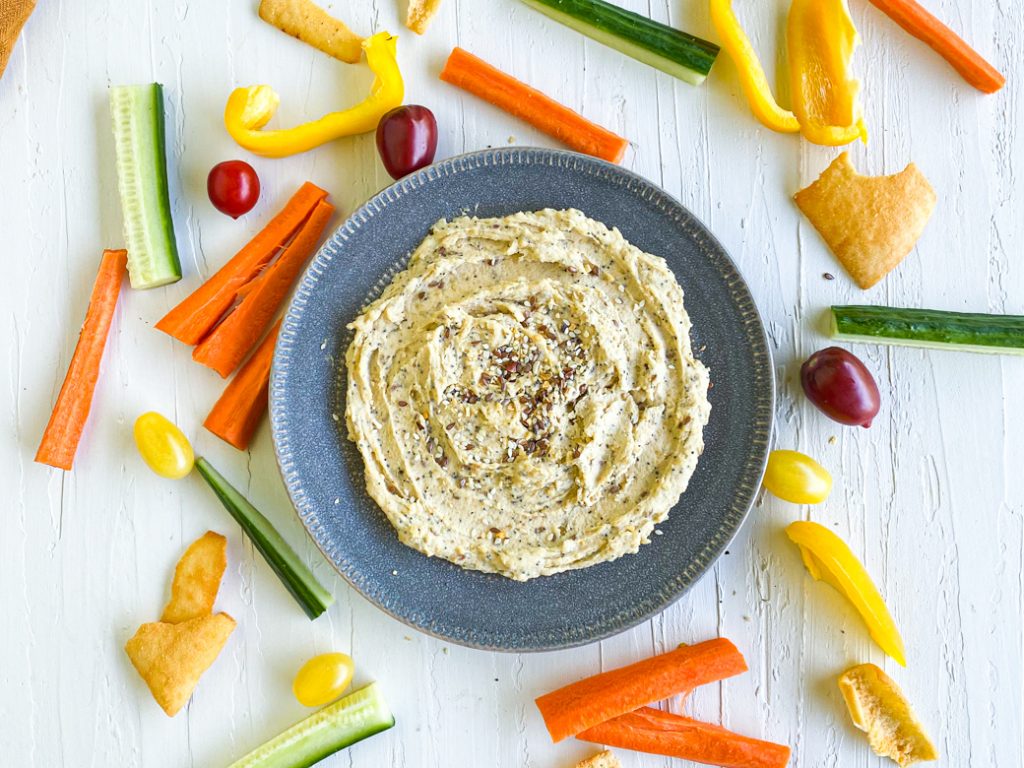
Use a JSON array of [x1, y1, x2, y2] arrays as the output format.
[[224, 32, 404, 158], [787, 0, 867, 146], [786, 521, 905, 666], [709, 0, 799, 134]]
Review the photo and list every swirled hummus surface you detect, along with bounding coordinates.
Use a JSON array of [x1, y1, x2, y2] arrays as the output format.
[[345, 209, 710, 581]]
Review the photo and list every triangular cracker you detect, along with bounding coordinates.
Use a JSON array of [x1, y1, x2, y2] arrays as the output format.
[[161, 531, 228, 624], [125, 614, 236, 716], [405, 0, 443, 35], [794, 152, 936, 289]]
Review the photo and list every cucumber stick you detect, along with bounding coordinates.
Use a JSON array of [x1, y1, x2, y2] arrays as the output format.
[[195, 458, 334, 619], [109, 84, 182, 289], [522, 0, 720, 85], [831, 305, 1024, 355], [228, 682, 395, 768]]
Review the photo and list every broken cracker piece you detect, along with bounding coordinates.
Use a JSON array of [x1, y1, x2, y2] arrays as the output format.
[[794, 152, 936, 289], [405, 0, 443, 35], [161, 531, 228, 624], [125, 613, 236, 716], [260, 0, 363, 63], [838, 663, 938, 767], [574, 750, 622, 768]]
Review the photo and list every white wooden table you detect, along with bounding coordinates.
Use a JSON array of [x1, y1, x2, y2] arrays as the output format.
[[2, 1, 1022, 765]]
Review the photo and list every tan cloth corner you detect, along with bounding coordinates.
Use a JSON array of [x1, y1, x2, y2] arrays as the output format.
[[1, 0, 37, 79]]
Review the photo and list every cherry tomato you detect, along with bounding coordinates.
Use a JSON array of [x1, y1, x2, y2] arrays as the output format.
[[292, 652, 355, 707], [801, 347, 880, 428], [134, 412, 194, 480], [375, 105, 438, 179], [763, 450, 832, 504], [207, 160, 260, 218]]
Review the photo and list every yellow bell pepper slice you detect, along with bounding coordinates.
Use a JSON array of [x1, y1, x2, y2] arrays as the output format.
[[786, 0, 867, 146], [786, 521, 905, 666], [709, 0, 799, 133], [224, 31, 404, 158]]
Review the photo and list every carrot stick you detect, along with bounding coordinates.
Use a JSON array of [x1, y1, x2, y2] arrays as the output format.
[[35, 249, 128, 470], [535, 638, 747, 743], [868, 0, 1005, 93], [440, 47, 629, 163], [192, 199, 333, 377], [155, 182, 328, 345], [578, 707, 791, 768], [204, 319, 281, 450]]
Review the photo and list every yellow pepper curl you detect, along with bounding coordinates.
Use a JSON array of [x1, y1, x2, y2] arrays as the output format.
[[787, 0, 867, 146], [709, 0, 800, 134], [224, 32, 404, 158], [787, 521, 905, 666]]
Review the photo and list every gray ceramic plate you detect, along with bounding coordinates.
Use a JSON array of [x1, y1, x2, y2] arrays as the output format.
[[270, 148, 773, 651]]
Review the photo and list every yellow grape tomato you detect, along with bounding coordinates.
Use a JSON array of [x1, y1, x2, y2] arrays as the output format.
[[292, 652, 355, 707], [763, 449, 832, 504], [134, 412, 195, 480]]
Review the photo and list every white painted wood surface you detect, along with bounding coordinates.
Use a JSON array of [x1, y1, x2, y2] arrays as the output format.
[[2, 0, 1022, 765]]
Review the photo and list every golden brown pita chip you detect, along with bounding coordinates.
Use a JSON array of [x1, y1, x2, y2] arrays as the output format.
[[574, 751, 622, 768], [125, 614, 236, 716], [838, 664, 938, 767], [259, 0, 363, 63], [794, 153, 936, 289], [161, 531, 228, 624], [405, 0, 443, 34]]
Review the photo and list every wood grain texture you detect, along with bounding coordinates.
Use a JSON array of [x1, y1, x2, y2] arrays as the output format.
[[1, 0, 1021, 765]]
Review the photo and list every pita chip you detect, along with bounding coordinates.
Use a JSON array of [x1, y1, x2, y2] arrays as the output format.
[[125, 614, 236, 716], [161, 531, 228, 624], [794, 152, 936, 289], [405, 0, 443, 34]]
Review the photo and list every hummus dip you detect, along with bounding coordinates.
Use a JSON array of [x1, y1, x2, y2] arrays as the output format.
[[345, 209, 710, 581]]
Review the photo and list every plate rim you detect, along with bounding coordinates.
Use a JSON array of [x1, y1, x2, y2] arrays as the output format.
[[269, 146, 775, 651]]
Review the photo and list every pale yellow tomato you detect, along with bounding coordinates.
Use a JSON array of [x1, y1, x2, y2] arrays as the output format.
[[134, 412, 194, 480], [292, 652, 355, 707], [763, 450, 832, 504]]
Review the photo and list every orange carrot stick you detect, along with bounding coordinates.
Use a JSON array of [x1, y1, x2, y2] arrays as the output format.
[[192, 199, 333, 377], [868, 0, 1005, 93], [204, 319, 281, 450], [156, 182, 327, 345], [578, 707, 790, 768], [440, 47, 629, 163], [535, 638, 747, 743], [35, 249, 128, 470]]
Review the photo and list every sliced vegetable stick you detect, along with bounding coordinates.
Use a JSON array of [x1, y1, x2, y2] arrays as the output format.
[[867, 0, 1004, 93], [535, 638, 747, 742], [440, 47, 629, 164], [259, 0, 364, 64], [204, 320, 281, 450], [192, 200, 332, 377], [35, 249, 128, 470], [577, 707, 791, 768], [156, 182, 327, 345]]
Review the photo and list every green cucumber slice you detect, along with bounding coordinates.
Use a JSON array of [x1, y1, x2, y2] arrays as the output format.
[[109, 84, 182, 289], [228, 682, 395, 768], [522, 0, 720, 86], [195, 458, 334, 619], [830, 305, 1024, 355]]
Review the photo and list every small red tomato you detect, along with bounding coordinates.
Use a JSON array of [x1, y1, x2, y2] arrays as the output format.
[[801, 347, 881, 428], [375, 105, 438, 179], [207, 160, 260, 218]]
